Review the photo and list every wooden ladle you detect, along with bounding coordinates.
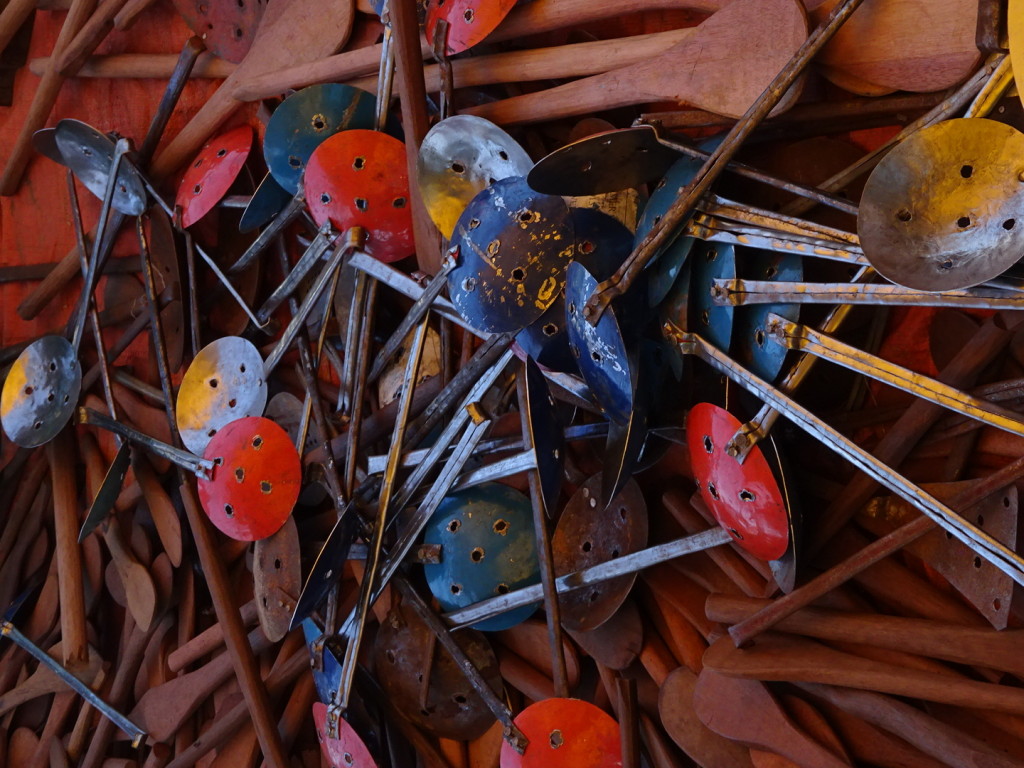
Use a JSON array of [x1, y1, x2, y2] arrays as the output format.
[[465, 0, 807, 125]]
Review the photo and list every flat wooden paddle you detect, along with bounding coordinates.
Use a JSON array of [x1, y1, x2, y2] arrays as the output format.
[[464, 0, 808, 125], [0, 644, 102, 718], [693, 668, 852, 768], [659, 667, 755, 767], [808, 0, 981, 93], [704, 633, 1024, 718], [148, 0, 354, 179]]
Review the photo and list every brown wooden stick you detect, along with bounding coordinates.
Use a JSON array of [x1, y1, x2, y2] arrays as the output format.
[[0, 0, 36, 56], [110, 0, 156, 29], [0, 0, 99, 194], [178, 480, 289, 768], [29, 52, 234, 78], [47, 431, 89, 665], [56, 0, 131, 75]]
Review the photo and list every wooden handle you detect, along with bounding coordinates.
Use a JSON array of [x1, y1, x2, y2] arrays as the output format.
[[29, 52, 234, 79], [708, 594, 1024, 678], [797, 682, 1024, 768], [705, 634, 1024, 717], [0, 0, 99, 195], [112, 0, 157, 29], [148, 85, 240, 180], [104, 516, 158, 632], [56, 0, 132, 75], [166, 600, 259, 673], [0, 0, 37, 56], [133, 456, 182, 567]]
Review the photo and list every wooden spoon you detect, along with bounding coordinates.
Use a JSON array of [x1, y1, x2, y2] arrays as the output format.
[[659, 667, 755, 767], [464, 0, 807, 125], [149, 0, 354, 179], [809, 0, 981, 93], [134, 454, 182, 568], [704, 634, 1024, 717], [129, 625, 274, 742], [693, 668, 852, 767], [566, 597, 644, 671], [0, 644, 102, 718]]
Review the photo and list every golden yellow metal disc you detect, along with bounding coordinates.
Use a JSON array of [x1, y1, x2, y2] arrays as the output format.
[[858, 118, 1024, 291]]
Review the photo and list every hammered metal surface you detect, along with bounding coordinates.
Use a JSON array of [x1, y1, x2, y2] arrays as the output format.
[[306, 129, 415, 263], [422, 483, 540, 632], [732, 250, 802, 383], [176, 336, 268, 455], [253, 515, 302, 641], [499, 698, 621, 768], [54, 119, 146, 215], [528, 126, 679, 197], [177, 125, 252, 228], [170, 0, 268, 63], [313, 703, 377, 768], [0, 336, 81, 447], [686, 403, 790, 561], [197, 416, 300, 541], [552, 474, 648, 632], [374, 602, 501, 740], [858, 118, 1024, 291], [424, 0, 516, 55], [565, 261, 633, 424], [418, 115, 532, 239], [516, 208, 631, 373], [448, 176, 574, 334], [264, 84, 379, 195]]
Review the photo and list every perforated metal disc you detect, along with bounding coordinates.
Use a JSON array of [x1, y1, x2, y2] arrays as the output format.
[[858, 118, 1024, 291], [197, 416, 300, 541], [689, 241, 735, 354], [375, 602, 501, 740], [528, 126, 679, 197], [306, 130, 414, 263], [686, 403, 790, 561], [516, 208, 630, 372], [170, 0, 268, 63], [499, 698, 621, 768], [732, 250, 802, 383], [424, 0, 517, 55], [313, 703, 377, 768], [418, 115, 532, 239], [32, 128, 64, 164], [422, 483, 540, 632], [177, 125, 252, 228], [264, 84, 379, 195], [552, 474, 647, 632], [1, 336, 81, 448], [54, 119, 146, 215], [176, 336, 268, 455], [240, 172, 292, 233], [448, 177, 574, 334], [565, 261, 634, 424]]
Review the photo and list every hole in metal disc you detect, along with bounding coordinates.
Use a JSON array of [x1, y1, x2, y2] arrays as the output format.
[[453, 694, 467, 704], [311, 115, 326, 131], [707, 482, 719, 500], [23, 386, 33, 395], [228, 399, 237, 408], [463, 7, 473, 22], [1005, 219, 1016, 230], [209, 378, 219, 388], [321, 193, 332, 204], [496, 583, 509, 594], [260, 481, 272, 494], [960, 164, 973, 178], [353, 156, 366, 170], [235, 467, 245, 482], [470, 547, 484, 562], [591, 350, 601, 363], [451, 162, 465, 174], [511, 267, 525, 281], [448, 519, 461, 532], [957, 215, 971, 228], [974, 556, 982, 569], [450, 583, 462, 595], [755, 329, 766, 347], [549, 730, 563, 749], [738, 489, 756, 502], [493, 519, 508, 534], [498, 150, 508, 161], [225, 504, 234, 517], [193, 184, 202, 195], [896, 208, 912, 222], [393, 197, 407, 208], [542, 323, 558, 337], [582, 541, 592, 552], [252, 436, 263, 449], [288, 156, 301, 168], [579, 240, 595, 254], [355, 198, 368, 211], [703, 435, 713, 453], [217, 148, 227, 157], [729, 527, 743, 540]]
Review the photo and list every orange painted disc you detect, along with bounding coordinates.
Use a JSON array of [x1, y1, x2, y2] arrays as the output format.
[[197, 416, 300, 541], [305, 129, 414, 263], [176, 125, 253, 228], [500, 698, 621, 768], [313, 703, 377, 768]]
